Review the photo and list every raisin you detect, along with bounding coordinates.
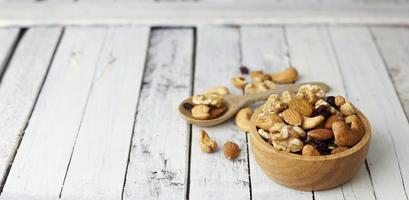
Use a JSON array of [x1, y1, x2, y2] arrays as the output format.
[[313, 105, 332, 119], [240, 66, 249, 74], [183, 103, 194, 112], [325, 96, 337, 108], [312, 139, 331, 155]]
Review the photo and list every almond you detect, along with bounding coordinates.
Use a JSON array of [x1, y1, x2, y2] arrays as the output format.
[[288, 98, 313, 117], [280, 108, 302, 126], [209, 105, 227, 119], [307, 129, 334, 140], [324, 114, 344, 129]]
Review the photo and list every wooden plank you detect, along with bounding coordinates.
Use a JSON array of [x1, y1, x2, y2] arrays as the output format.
[[371, 27, 409, 120], [189, 26, 250, 200], [0, 2, 409, 27], [1, 27, 107, 199], [123, 28, 193, 200], [0, 28, 18, 77], [240, 25, 312, 200], [286, 25, 375, 200], [0, 27, 61, 189], [59, 27, 150, 199], [329, 26, 409, 200]]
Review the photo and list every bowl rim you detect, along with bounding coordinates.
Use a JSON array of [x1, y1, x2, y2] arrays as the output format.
[[250, 106, 371, 161]]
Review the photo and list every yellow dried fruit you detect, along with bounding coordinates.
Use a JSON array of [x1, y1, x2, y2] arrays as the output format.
[[280, 108, 303, 126], [288, 98, 313, 117]]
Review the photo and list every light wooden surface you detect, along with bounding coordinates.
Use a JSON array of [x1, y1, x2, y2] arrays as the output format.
[[1, 2, 409, 26], [0, 22, 408, 200]]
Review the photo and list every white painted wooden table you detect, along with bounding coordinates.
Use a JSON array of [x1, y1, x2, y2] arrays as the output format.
[[0, 0, 409, 200]]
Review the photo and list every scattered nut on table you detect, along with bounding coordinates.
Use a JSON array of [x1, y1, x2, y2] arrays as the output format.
[[199, 130, 218, 153], [235, 107, 253, 132], [255, 85, 367, 156], [270, 67, 298, 83], [231, 76, 247, 89], [223, 141, 240, 160]]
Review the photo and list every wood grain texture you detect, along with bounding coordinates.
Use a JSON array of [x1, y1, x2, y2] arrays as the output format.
[[240, 26, 312, 200], [371, 26, 409, 120], [1, 2, 409, 27], [0, 28, 18, 76], [123, 28, 193, 200], [189, 26, 250, 200], [329, 26, 409, 200], [59, 27, 150, 200], [286, 25, 375, 200], [1, 27, 107, 200], [0, 27, 61, 189]]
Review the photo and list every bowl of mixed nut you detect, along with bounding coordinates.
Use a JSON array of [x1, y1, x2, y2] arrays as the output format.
[[249, 84, 371, 191]]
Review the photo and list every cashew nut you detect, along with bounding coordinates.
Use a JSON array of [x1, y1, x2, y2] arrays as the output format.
[[324, 114, 344, 129], [302, 115, 325, 130], [250, 70, 271, 82], [302, 144, 321, 156], [191, 105, 210, 120], [231, 76, 247, 89], [332, 114, 365, 147], [340, 101, 356, 116], [235, 107, 253, 132], [258, 128, 270, 140], [335, 96, 346, 107], [204, 86, 230, 96], [199, 130, 217, 153], [270, 67, 298, 83]]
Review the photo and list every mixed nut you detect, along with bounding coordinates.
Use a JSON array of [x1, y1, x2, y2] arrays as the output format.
[[184, 86, 229, 120], [255, 84, 366, 155], [199, 129, 241, 160]]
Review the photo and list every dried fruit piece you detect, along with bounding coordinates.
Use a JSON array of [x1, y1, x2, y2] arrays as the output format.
[[240, 66, 249, 74], [270, 67, 298, 83], [199, 130, 217, 153], [312, 105, 332, 119], [307, 129, 334, 140], [311, 139, 331, 155], [223, 141, 240, 160], [289, 98, 313, 117], [191, 105, 210, 120], [325, 96, 337, 108], [183, 103, 194, 111], [280, 108, 303, 126], [302, 144, 321, 156]]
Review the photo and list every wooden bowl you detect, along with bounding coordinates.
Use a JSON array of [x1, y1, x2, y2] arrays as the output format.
[[249, 107, 371, 191]]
